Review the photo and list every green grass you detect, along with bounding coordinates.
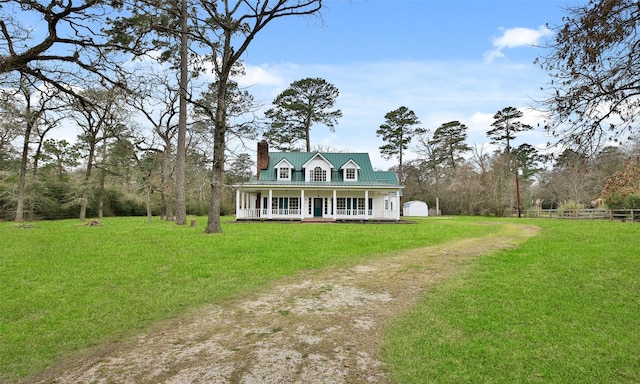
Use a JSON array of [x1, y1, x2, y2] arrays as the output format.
[[0, 216, 498, 381], [383, 219, 640, 383]]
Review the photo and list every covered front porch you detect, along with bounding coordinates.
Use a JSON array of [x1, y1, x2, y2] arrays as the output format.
[[235, 187, 401, 221]]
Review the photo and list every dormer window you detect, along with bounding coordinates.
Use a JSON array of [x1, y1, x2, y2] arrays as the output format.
[[303, 153, 333, 182], [311, 166, 327, 182], [341, 159, 361, 182], [275, 158, 293, 181]]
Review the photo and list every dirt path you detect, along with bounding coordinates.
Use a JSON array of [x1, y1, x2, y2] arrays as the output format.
[[40, 223, 539, 384]]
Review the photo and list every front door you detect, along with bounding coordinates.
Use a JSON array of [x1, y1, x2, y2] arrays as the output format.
[[314, 198, 323, 217]]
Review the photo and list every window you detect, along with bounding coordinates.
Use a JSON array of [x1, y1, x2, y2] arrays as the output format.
[[345, 168, 356, 180], [271, 197, 299, 214], [336, 198, 346, 211], [278, 167, 290, 180], [272, 197, 287, 210], [311, 166, 327, 182]]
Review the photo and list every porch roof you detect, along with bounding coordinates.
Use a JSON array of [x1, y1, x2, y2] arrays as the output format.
[[235, 180, 402, 189]]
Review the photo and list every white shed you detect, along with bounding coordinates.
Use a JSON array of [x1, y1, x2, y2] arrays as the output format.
[[403, 200, 429, 217]]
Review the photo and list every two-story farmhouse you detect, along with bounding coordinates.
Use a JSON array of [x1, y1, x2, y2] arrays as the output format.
[[234, 141, 403, 221]]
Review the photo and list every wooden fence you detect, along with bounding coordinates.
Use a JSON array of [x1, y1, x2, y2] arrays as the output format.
[[519, 209, 640, 222]]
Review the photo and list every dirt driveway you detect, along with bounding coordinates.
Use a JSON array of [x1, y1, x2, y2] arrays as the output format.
[[39, 223, 538, 384]]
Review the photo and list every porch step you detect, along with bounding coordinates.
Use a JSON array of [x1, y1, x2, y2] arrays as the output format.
[[301, 218, 336, 223]]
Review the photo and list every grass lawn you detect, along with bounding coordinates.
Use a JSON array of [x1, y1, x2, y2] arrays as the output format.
[[383, 219, 640, 383], [0, 215, 497, 381]]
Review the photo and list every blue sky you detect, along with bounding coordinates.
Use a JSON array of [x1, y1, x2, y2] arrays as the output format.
[[224, 0, 589, 169]]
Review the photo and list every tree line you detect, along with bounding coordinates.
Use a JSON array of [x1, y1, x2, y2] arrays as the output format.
[[0, 0, 324, 233], [2, 0, 640, 226]]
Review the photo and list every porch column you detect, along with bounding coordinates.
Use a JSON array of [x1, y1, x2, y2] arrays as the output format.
[[333, 189, 337, 220], [394, 192, 400, 220], [236, 189, 240, 218], [300, 189, 305, 220], [268, 189, 273, 219], [364, 190, 369, 220]]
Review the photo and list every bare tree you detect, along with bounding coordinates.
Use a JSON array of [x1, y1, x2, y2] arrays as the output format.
[[30, 105, 64, 219], [70, 87, 129, 220], [128, 72, 181, 221], [106, 0, 322, 231], [538, 0, 640, 153], [0, 75, 63, 221], [0, 0, 125, 97], [193, 0, 323, 233]]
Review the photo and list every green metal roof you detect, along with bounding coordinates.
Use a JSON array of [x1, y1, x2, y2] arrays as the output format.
[[242, 152, 400, 188]]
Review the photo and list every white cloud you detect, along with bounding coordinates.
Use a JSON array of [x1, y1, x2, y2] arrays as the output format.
[[469, 112, 495, 134], [235, 64, 288, 88], [494, 26, 552, 49], [484, 26, 552, 63]]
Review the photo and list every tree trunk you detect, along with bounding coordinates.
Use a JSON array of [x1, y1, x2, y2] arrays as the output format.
[[79, 145, 95, 221], [174, 0, 189, 226], [98, 142, 107, 218], [160, 192, 166, 221], [15, 121, 32, 222], [206, 123, 225, 233], [28, 134, 46, 221], [305, 117, 311, 152], [205, 36, 232, 234], [162, 146, 174, 221], [145, 181, 153, 223], [398, 145, 404, 207], [205, 88, 227, 233]]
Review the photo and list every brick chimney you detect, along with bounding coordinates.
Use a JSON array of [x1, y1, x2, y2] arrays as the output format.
[[257, 140, 269, 179]]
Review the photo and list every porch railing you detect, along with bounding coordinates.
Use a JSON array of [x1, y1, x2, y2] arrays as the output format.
[[335, 209, 370, 216], [235, 208, 302, 219], [236, 208, 397, 220]]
